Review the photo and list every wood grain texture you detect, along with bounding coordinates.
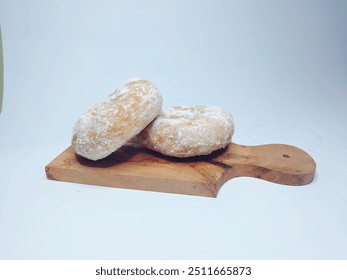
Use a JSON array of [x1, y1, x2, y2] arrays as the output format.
[[45, 140, 316, 197]]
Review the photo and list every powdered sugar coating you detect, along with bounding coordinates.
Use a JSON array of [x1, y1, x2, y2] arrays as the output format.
[[137, 106, 234, 157], [72, 78, 162, 160]]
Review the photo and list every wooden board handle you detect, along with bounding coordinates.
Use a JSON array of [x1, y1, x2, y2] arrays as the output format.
[[215, 143, 316, 187]]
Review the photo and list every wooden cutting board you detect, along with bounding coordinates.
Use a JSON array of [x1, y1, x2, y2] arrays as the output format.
[[45, 140, 316, 197]]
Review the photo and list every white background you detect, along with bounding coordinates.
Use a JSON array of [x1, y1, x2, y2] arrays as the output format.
[[0, 0, 346, 259]]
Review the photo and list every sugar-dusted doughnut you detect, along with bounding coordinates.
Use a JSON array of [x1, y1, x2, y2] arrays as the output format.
[[137, 105, 234, 157], [72, 78, 162, 160]]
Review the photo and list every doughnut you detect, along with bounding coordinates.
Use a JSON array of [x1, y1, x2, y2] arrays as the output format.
[[72, 78, 162, 160], [137, 105, 234, 157]]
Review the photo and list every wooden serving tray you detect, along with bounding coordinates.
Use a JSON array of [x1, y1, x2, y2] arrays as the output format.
[[45, 140, 316, 197]]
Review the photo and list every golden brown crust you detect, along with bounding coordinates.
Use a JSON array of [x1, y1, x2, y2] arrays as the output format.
[[137, 106, 234, 157], [72, 78, 162, 160]]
